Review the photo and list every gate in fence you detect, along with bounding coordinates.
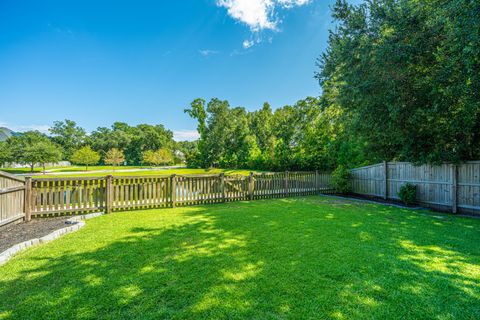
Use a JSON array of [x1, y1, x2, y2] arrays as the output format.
[[26, 171, 333, 218]]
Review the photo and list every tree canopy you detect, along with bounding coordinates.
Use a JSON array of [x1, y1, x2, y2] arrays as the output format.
[[104, 148, 125, 170], [89, 122, 175, 165], [71, 146, 101, 170], [49, 119, 86, 160], [317, 0, 480, 163], [4, 131, 63, 172], [143, 149, 174, 166]]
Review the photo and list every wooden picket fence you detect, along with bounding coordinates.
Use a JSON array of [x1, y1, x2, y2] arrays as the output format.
[[26, 172, 333, 218]]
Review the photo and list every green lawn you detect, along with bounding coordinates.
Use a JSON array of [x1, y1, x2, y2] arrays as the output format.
[[0, 197, 479, 319], [1, 167, 257, 178], [36, 168, 256, 178], [1, 165, 147, 174], [0, 166, 72, 174]]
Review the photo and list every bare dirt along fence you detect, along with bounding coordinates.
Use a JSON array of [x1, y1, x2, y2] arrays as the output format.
[[1, 171, 332, 221], [350, 161, 480, 214]]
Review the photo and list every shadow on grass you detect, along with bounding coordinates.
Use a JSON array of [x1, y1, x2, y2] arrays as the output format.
[[0, 197, 479, 319]]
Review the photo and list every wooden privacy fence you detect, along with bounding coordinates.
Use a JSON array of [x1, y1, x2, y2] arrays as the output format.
[[27, 172, 333, 217], [350, 161, 480, 214], [0, 172, 26, 227]]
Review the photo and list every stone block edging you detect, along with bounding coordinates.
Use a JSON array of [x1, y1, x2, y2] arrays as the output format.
[[0, 212, 104, 266]]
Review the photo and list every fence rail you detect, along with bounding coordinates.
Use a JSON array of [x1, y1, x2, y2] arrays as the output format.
[[28, 171, 333, 217], [351, 161, 480, 214]]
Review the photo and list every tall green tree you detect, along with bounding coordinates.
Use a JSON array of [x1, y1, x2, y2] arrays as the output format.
[[317, 0, 480, 163], [49, 119, 86, 160], [23, 141, 63, 173], [7, 131, 62, 172], [0, 141, 13, 167], [185, 98, 230, 167]]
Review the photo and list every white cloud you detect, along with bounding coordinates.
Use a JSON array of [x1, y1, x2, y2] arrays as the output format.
[[242, 40, 254, 49], [173, 130, 200, 141], [216, 0, 310, 32], [198, 49, 219, 56], [278, 0, 310, 8]]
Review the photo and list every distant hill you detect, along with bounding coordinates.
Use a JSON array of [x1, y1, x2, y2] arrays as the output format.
[[0, 127, 18, 141]]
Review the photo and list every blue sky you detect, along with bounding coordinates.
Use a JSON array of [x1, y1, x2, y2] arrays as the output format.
[[0, 0, 355, 140]]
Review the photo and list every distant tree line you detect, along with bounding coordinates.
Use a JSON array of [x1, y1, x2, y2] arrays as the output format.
[[0, 120, 193, 172], [185, 0, 480, 170], [184, 97, 363, 171]]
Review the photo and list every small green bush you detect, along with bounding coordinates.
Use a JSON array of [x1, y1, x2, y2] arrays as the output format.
[[398, 183, 416, 205], [331, 165, 352, 193]]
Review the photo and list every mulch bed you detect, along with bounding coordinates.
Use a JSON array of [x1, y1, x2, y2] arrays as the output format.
[[0, 217, 69, 253]]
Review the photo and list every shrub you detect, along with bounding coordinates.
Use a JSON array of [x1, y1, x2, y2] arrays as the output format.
[[398, 183, 416, 205], [331, 165, 352, 193]]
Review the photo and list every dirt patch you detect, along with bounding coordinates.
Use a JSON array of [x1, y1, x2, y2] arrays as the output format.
[[0, 217, 69, 252]]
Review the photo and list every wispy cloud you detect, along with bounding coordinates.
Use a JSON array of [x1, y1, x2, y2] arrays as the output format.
[[0, 122, 51, 134], [217, 0, 310, 49], [47, 23, 74, 37], [173, 130, 199, 141], [198, 49, 220, 57], [242, 40, 254, 49]]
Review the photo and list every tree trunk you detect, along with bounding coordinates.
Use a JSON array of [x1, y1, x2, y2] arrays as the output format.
[[30, 163, 34, 173], [43, 164, 46, 174]]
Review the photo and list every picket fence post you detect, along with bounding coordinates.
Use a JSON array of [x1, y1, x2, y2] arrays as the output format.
[[171, 174, 177, 208], [219, 173, 225, 202], [105, 175, 113, 213], [248, 172, 254, 200], [383, 161, 388, 200], [284, 171, 289, 197], [451, 164, 458, 214], [24, 177, 32, 221]]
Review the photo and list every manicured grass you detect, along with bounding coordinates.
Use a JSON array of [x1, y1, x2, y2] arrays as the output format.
[[0, 197, 479, 319], [1, 166, 257, 178], [1, 166, 142, 174], [2, 165, 161, 175], [45, 165, 148, 172], [34, 168, 258, 178], [0, 166, 72, 174]]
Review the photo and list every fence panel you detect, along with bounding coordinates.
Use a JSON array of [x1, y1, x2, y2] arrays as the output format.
[[351, 164, 385, 197], [387, 162, 452, 207], [458, 161, 480, 213], [32, 178, 105, 216], [112, 176, 171, 211], [350, 161, 480, 214], [0, 172, 25, 226]]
